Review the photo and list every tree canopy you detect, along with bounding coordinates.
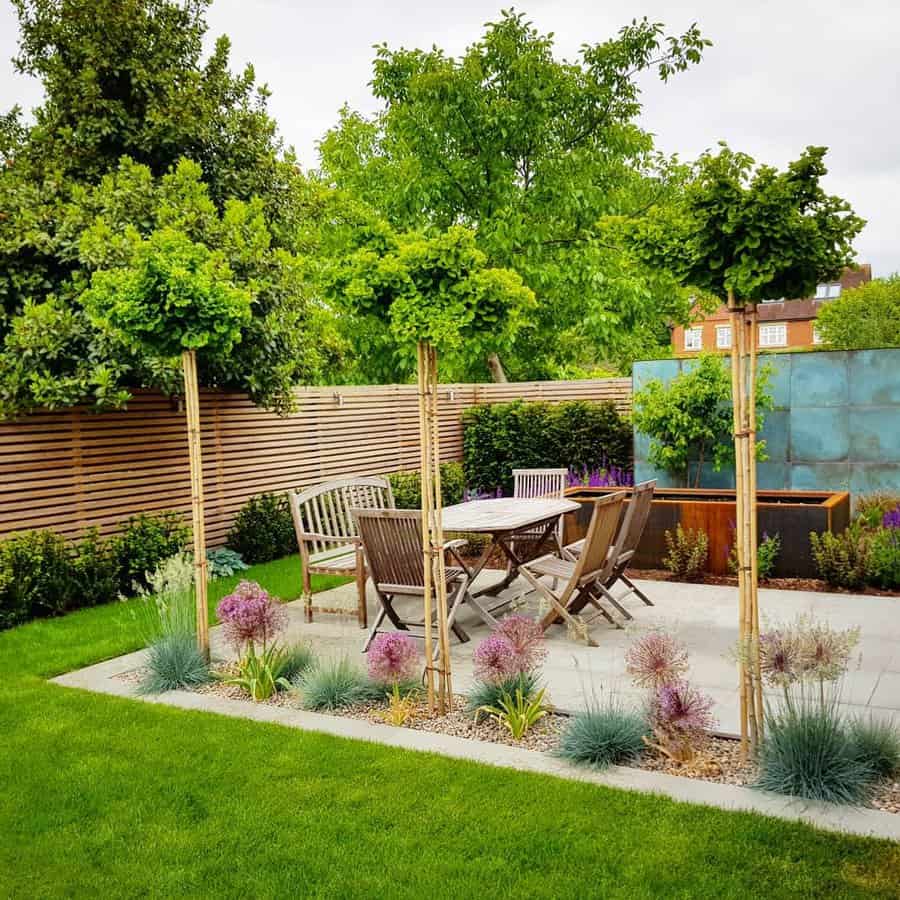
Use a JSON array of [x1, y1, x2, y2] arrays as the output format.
[[816, 275, 900, 350], [0, 0, 330, 417], [318, 11, 709, 380], [622, 144, 865, 304]]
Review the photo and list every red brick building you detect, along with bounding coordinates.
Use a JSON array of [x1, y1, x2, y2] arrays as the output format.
[[671, 265, 872, 355]]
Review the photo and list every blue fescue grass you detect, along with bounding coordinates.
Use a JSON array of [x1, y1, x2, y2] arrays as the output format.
[[848, 716, 900, 780], [557, 694, 649, 770], [138, 633, 211, 694], [293, 657, 384, 711]]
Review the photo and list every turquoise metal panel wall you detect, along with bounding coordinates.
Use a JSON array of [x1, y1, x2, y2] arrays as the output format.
[[633, 348, 900, 496]]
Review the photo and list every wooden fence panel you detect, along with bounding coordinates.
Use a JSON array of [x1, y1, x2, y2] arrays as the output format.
[[0, 379, 631, 546]]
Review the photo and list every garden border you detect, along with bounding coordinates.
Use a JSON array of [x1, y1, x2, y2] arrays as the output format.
[[53, 649, 900, 842]]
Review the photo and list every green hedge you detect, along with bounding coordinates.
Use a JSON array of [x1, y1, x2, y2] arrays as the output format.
[[0, 513, 190, 631], [462, 399, 632, 495], [389, 462, 466, 509]]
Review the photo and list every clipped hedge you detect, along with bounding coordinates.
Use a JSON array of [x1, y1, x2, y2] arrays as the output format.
[[388, 462, 466, 509], [0, 513, 190, 631], [226, 492, 297, 564], [463, 399, 632, 495]]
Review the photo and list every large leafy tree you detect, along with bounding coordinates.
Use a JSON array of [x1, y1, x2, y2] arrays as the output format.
[[816, 275, 900, 349], [0, 0, 329, 417], [318, 11, 709, 381]]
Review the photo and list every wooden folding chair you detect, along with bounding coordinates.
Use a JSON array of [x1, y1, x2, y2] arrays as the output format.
[[518, 493, 626, 647], [563, 480, 657, 615], [511, 468, 568, 560], [351, 508, 472, 654]]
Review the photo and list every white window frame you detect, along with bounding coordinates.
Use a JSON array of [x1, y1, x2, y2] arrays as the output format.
[[815, 283, 841, 300], [715, 325, 732, 349], [759, 322, 787, 347], [683, 327, 703, 351]]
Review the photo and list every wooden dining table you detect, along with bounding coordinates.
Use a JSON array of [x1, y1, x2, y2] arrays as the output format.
[[441, 496, 580, 627]]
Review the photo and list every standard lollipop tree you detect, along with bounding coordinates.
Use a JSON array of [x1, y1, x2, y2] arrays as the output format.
[[328, 225, 533, 712], [84, 228, 253, 657], [624, 145, 863, 755]]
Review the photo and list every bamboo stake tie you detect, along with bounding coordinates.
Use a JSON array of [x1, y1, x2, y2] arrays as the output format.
[[182, 350, 209, 659]]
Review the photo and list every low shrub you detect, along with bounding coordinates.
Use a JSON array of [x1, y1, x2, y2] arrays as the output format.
[[70, 527, 120, 607], [476, 687, 548, 740], [113, 511, 190, 594], [388, 462, 466, 509], [294, 657, 382, 711], [0, 529, 74, 628], [855, 493, 900, 530], [849, 716, 900, 780], [138, 634, 211, 695], [557, 697, 648, 769], [867, 527, 900, 590], [728, 532, 781, 580], [663, 525, 708, 580], [809, 525, 870, 590], [756, 690, 875, 805], [462, 399, 632, 495], [226, 493, 296, 564]]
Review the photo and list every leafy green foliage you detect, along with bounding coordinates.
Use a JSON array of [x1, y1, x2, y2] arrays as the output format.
[[809, 526, 871, 590], [729, 532, 781, 580], [0, 529, 75, 627], [557, 697, 649, 769], [226, 493, 297, 564], [389, 462, 465, 509], [663, 526, 709, 580], [137, 633, 211, 695], [848, 716, 900, 780], [756, 690, 876, 805], [816, 275, 900, 350], [113, 511, 190, 595], [868, 528, 900, 590], [318, 12, 708, 379], [225, 642, 301, 701], [465, 671, 541, 714], [476, 687, 548, 741], [633, 355, 772, 486], [205, 548, 249, 579], [623, 144, 865, 306], [463, 399, 631, 494], [855, 493, 900, 530], [83, 227, 252, 358], [294, 657, 383, 711]]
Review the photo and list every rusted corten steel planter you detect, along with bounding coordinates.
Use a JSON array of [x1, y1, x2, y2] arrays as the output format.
[[562, 487, 851, 578]]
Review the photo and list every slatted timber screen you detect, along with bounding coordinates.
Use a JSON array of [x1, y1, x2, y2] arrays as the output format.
[[1, 378, 631, 546]]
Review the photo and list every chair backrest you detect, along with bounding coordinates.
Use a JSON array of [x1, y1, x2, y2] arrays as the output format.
[[351, 508, 425, 592], [290, 476, 395, 559], [513, 468, 568, 500], [574, 493, 626, 583], [614, 480, 656, 562]]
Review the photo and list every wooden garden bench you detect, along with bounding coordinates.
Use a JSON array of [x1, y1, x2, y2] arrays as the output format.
[[289, 476, 395, 627]]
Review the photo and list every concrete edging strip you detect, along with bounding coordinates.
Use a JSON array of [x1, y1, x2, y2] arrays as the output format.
[[52, 656, 900, 842]]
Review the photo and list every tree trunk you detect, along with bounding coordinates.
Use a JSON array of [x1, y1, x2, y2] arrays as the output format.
[[182, 349, 209, 659], [486, 352, 508, 383]]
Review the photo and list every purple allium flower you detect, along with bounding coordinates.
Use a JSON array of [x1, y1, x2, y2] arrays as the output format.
[[625, 632, 690, 689], [650, 680, 716, 739], [216, 581, 287, 651], [883, 505, 900, 529], [759, 629, 800, 688], [367, 632, 421, 685], [473, 634, 519, 683], [494, 615, 547, 671]]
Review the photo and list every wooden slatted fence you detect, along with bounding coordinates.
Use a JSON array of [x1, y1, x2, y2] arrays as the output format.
[[1, 378, 631, 546]]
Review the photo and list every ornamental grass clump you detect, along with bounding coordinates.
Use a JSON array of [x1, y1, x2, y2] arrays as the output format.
[[295, 657, 382, 711], [558, 694, 648, 769], [848, 716, 900, 780]]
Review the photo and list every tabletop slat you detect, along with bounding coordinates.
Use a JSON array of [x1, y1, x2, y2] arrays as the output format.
[[441, 497, 579, 534]]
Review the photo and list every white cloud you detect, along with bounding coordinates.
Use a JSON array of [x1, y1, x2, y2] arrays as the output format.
[[2, 0, 897, 273]]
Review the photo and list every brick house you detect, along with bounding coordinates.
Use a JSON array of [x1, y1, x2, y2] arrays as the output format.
[[670, 265, 872, 355]]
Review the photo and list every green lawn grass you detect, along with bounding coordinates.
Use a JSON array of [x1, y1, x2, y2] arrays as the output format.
[[2, 556, 898, 898]]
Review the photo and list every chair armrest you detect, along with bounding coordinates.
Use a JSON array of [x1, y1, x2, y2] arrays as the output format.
[[442, 539, 467, 551]]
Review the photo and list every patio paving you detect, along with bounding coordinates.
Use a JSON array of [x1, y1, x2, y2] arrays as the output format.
[[282, 574, 900, 735]]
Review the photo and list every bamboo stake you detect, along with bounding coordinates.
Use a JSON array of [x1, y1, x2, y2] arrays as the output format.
[[747, 307, 764, 742], [416, 342, 436, 712], [429, 344, 453, 712], [728, 292, 748, 757], [182, 349, 209, 659]]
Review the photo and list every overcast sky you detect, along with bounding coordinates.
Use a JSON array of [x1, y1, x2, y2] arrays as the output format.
[[2, 0, 897, 274]]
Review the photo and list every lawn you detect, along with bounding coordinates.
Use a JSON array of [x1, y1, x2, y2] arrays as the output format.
[[2, 557, 898, 898]]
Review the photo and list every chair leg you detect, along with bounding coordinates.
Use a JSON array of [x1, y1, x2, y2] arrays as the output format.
[[619, 573, 653, 606], [445, 581, 471, 643], [362, 606, 388, 652], [595, 584, 634, 621], [302, 562, 313, 624], [355, 549, 368, 629]]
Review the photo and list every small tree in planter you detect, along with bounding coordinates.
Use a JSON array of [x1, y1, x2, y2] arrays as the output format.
[[633, 354, 772, 487], [623, 145, 863, 755], [84, 228, 252, 656], [327, 224, 533, 711]]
